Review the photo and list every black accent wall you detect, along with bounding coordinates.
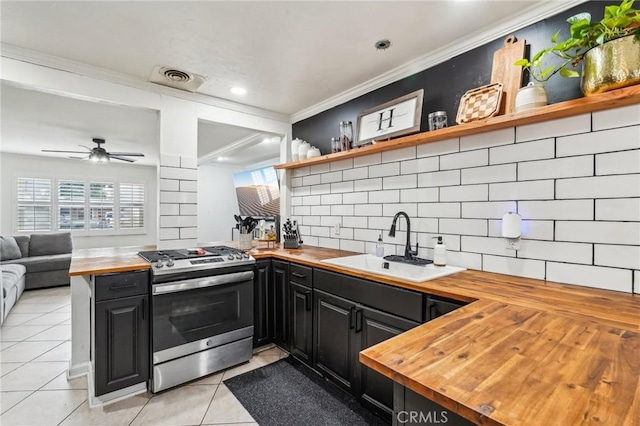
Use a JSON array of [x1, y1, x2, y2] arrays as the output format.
[[293, 1, 603, 155]]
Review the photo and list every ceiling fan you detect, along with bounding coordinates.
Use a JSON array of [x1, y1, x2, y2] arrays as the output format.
[[42, 138, 145, 163]]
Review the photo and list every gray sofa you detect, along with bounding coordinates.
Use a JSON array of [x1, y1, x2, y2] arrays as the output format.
[[1, 264, 26, 324]]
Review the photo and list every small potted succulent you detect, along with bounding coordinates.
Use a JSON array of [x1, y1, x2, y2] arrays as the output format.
[[516, 0, 640, 95]]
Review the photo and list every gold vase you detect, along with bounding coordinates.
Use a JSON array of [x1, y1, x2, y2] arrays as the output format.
[[581, 35, 640, 96]]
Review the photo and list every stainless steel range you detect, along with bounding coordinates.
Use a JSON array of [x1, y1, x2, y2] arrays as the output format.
[[138, 246, 255, 393]]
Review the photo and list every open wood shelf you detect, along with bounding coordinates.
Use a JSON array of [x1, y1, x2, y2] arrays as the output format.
[[275, 85, 640, 170]]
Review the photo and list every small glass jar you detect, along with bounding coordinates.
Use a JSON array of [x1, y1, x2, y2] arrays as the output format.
[[331, 137, 342, 153], [428, 111, 448, 131], [339, 121, 353, 151]]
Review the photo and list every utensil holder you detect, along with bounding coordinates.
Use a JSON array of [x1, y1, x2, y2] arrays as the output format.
[[238, 233, 252, 250]]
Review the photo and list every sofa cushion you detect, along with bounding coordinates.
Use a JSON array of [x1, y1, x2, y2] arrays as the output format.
[[1, 254, 71, 274], [28, 233, 72, 256], [1, 264, 26, 298], [1, 237, 22, 261], [13, 236, 30, 258]]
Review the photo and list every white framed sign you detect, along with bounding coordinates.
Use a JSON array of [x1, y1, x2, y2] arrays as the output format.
[[355, 89, 424, 146]]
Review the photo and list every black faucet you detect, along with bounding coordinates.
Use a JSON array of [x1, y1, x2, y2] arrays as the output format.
[[388, 211, 418, 260]]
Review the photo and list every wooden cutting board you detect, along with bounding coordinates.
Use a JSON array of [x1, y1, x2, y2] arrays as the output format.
[[491, 35, 526, 115]]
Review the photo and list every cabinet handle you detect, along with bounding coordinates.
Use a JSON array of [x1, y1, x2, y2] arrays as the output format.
[[109, 282, 137, 291], [291, 272, 307, 279], [428, 302, 437, 321], [142, 298, 146, 320], [355, 308, 363, 333], [304, 291, 312, 311], [349, 306, 356, 329]]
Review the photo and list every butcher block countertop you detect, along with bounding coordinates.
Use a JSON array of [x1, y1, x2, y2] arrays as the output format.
[[70, 243, 640, 425]]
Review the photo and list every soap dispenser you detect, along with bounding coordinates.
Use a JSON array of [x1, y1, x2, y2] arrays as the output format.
[[376, 234, 384, 257], [432, 236, 447, 266]]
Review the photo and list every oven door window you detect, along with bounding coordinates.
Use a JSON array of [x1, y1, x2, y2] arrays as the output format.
[[152, 280, 252, 353]]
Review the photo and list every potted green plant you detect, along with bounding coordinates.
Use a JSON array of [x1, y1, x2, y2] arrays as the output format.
[[516, 0, 640, 95]]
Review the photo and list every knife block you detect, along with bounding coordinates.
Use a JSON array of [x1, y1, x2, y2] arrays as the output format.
[[283, 231, 301, 249]]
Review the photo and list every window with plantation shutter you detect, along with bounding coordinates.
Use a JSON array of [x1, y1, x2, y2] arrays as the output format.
[[89, 182, 115, 230], [119, 183, 145, 229], [58, 180, 86, 230], [16, 177, 52, 232]]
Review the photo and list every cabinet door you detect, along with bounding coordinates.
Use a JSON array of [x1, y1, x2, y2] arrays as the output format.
[[290, 282, 313, 365], [271, 260, 289, 350], [426, 296, 465, 321], [355, 305, 420, 420], [314, 289, 356, 392], [253, 260, 272, 348], [95, 295, 149, 396]]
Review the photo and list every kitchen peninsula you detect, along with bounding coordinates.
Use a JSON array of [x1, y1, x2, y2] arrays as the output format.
[[67, 244, 640, 425]]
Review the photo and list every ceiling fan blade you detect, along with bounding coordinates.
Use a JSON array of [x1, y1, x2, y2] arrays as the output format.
[[42, 149, 90, 154], [107, 152, 145, 157], [79, 145, 93, 151], [69, 156, 88, 160], [110, 155, 136, 163]]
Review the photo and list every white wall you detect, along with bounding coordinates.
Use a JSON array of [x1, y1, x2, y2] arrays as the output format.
[[197, 164, 242, 243], [0, 152, 158, 249], [290, 104, 640, 294]]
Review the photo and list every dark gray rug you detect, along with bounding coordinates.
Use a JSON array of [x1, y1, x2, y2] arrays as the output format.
[[224, 356, 389, 426]]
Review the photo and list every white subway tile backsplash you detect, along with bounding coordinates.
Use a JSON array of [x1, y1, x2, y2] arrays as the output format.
[[180, 157, 198, 169], [369, 190, 400, 204], [355, 204, 382, 217], [331, 181, 354, 193], [401, 157, 439, 175], [546, 263, 632, 293], [518, 240, 592, 264], [160, 166, 198, 180], [556, 175, 640, 199], [159, 228, 179, 240], [447, 251, 482, 269], [596, 150, 640, 175], [311, 226, 330, 237], [461, 236, 515, 257], [343, 192, 368, 204], [489, 180, 554, 201], [383, 175, 417, 190], [160, 154, 180, 167], [556, 126, 640, 156], [400, 188, 438, 203], [354, 228, 381, 242], [293, 206, 311, 216], [439, 218, 487, 236], [369, 162, 400, 178], [416, 138, 459, 157], [292, 166, 310, 177], [330, 158, 354, 171], [302, 174, 321, 186], [460, 128, 515, 151], [303, 195, 321, 205], [518, 156, 594, 181], [462, 201, 517, 219], [635, 271, 639, 294], [160, 215, 197, 228], [440, 149, 489, 170], [418, 170, 460, 187], [320, 216, 342, 227], [488, 220, 554, 240], [292, 186, 310, 197], [440, 184, 488, 202], [355, 178, 383, 192], [310, 163, 331, 174], [160, 203, 179, 216], [318, 237, 340, 249], [310, 184, 331, 195], [594, 244, 640, 269], [516, 114, 590, 142], [180, 204, 198, 215], [320, 193, 342, 205], [303, 216, 321, 226], [354, 153, 382, 167], [160, 179, 179, 191], [462, 164, 516, 184], [291, 197, 303, 206], [382, 147, 416, 163], [592, 104, 640, 130], [490, 138, 554, 165], [418, 202, 460, 218], [343, 216, 367, 228], [180, 227, 198, 239], [304, 236, 319, 246], [595, 198, 640, 221], [412, 217, 439, 233], [311, 206, 331, 216], [339, 227, 354, 239], [556, 221, 640, 245], [340, 239, 365, 253], [291, 177, 303, 187], [518, 200, 594, 220], [331, 205, 354, 216], [343, 167, 368, 181], [298, 225, 311, 235], [321, 171, 342, 184], [160, 191, 180, 203], [482, 255, 545, 280], [382, 203, 417, 217]]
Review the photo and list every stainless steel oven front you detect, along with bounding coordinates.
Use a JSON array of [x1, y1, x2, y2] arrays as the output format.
[[150, 269, 254, 392]]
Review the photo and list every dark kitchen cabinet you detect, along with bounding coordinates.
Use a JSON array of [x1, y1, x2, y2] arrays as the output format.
[[94, 270, 149, 397], [271, 260, 290, 350], [253, 260, 272, 348], [290, 281, 313, 365], [426, 296, 466, 321]]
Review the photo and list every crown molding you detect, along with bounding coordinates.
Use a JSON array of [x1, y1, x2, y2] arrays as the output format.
[[290, 0, 588, 124], [0, 43, 290, 123]]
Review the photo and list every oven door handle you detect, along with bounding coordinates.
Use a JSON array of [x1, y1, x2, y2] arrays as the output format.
[[152, 271, 254, 295]]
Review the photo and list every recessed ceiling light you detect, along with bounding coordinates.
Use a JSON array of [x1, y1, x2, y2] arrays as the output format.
[[231, 87, 247, 95], [262, 138, 271, 144], [374, 39, 392, 50], [217, 156, 225, 161]]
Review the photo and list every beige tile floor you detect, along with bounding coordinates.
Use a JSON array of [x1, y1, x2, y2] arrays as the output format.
[[1, 286, 288, 425]]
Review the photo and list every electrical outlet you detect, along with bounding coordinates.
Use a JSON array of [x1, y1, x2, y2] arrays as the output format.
[[505, 238, 520, 250], [333, 223, 340, 236]]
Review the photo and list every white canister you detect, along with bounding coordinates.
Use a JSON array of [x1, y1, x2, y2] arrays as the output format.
[[307, 147, 321, 158], [291, 138, 302, 161], [515, 82, 548, 113], [298, 141, 310, 159], [238, 233, 252, 250]]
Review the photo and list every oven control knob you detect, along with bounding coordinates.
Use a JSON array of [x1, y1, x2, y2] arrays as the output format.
[[242, 253, 250, 259], [166, 259, 175, 267], [227, 255, 234, 260], [154, 260, 164, 268], [235, 254, 243, 260]]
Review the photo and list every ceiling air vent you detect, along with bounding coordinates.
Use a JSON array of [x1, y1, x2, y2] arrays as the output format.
[[149, 66, 207, 92]]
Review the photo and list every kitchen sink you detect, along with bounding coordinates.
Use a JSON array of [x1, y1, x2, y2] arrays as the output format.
[[321, 254, 465, 283]]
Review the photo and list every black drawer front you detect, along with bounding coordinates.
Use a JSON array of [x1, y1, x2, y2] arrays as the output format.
[[95, 270, 149, 302], [290, 263, 313, 287], [314, 269, 423, 322]]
